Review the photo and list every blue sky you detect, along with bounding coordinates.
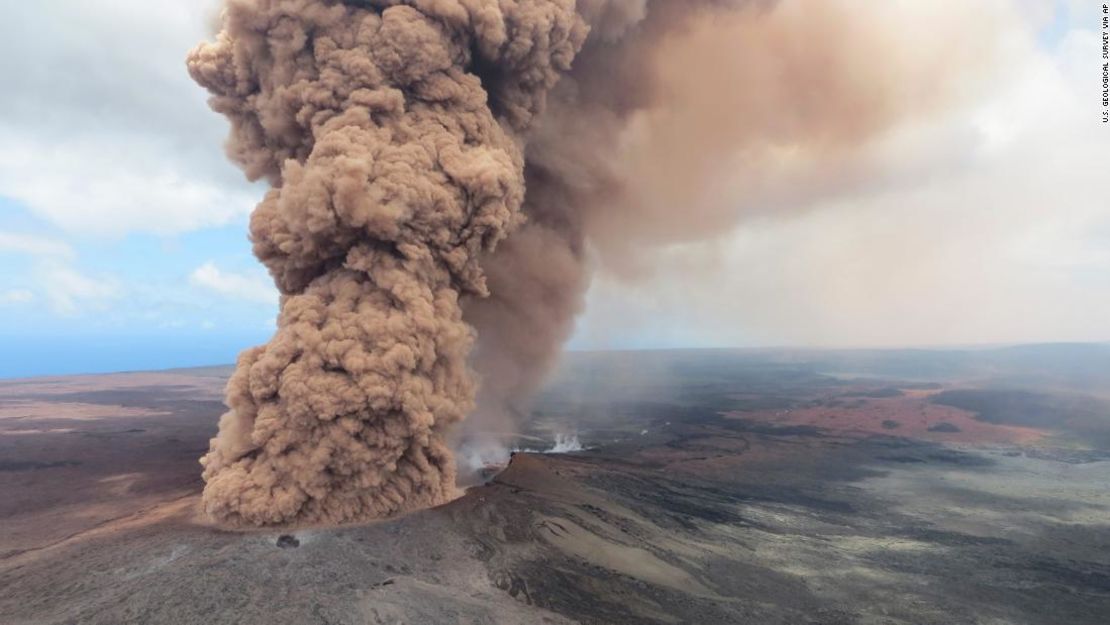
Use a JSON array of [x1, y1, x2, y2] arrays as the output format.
[[0, 196, 275, 376], [0, 0, 1107, 377]]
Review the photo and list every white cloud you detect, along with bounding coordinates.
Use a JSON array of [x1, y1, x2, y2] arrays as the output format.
[[0, 232, 74, 259], [190, 262, 278, 306], [0, 289, 35, 305], [39, 263, 120, 316], [0, 231, 122, 316], [0, 0, 256, 236], [0, 139, 256, 237]]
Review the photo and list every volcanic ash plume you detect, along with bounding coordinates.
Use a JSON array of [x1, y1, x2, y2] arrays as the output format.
[[188, 0, 587, 526], [191, 0, 997, 526], [457, 0, 1000, 454]]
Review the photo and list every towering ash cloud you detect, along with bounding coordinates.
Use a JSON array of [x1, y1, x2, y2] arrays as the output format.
[[191, 0, 996, 525], [189, 0, 590, 526]]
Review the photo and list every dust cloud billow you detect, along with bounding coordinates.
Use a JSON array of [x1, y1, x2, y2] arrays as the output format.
[[190, 0, 1000, 526]]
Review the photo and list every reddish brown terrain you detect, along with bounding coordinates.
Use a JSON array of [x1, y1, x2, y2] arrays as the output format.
[[730, 388, 1045, 445]]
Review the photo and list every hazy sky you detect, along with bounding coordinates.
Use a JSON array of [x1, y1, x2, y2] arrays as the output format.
[[0, 0, 1106, 376]]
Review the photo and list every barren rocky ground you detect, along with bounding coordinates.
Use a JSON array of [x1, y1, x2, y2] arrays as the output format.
[[2, 347, 1109, 624]]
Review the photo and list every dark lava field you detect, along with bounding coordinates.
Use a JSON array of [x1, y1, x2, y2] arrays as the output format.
[[2, 345, 1109, 624]]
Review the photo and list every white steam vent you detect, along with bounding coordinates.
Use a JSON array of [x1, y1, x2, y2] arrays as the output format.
[[548, 432, 586, 453]]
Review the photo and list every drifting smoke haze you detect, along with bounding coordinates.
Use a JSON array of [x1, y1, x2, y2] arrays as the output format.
[[190, 0, 1008, 526], [458, 0, 1005, 461]]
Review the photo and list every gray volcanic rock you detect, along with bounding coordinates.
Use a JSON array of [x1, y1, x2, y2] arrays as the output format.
[[2, 350, 1110, 624]]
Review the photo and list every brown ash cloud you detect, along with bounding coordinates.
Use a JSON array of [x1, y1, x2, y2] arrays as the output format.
[[190, 0, 995, 526]]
